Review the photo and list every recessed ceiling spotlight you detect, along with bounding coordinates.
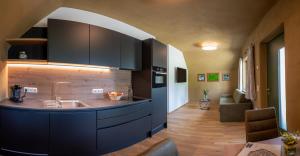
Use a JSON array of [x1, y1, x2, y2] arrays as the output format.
[[201, 42, 218, 51]]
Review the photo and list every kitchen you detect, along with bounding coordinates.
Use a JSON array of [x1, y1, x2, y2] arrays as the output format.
[[0, 13, 168, 156]]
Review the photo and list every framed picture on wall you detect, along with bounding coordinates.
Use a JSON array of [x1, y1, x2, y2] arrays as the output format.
[[197, 74, 205, 81], [207, 73, 219, 82], [222, 73, 230, 81]]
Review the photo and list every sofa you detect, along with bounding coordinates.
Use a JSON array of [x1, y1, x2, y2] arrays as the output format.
[[219, 89, 253, 122]]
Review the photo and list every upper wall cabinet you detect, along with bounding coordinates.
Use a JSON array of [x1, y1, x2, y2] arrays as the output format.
[[48, 19, 90, 64], [120, 34, 142, 71], [152, 39, 167, 68], [47, 19, 143, 70], [90, 25, 121, 67]]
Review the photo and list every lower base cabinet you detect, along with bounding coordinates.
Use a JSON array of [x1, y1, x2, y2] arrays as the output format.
[[0, 109, 49, 155], [151, 87, 167, 135], [0, 101, 153, 156], [49, 111, 97, 156], [97, 116, 151, 154]]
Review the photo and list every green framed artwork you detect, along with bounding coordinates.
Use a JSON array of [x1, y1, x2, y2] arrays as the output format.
[[207, 73, 219, 81]]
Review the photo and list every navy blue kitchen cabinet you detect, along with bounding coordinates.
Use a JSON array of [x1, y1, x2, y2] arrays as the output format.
[[48, 19, 90, 65], [151, 87, 168, 134], [96, 101, 151, 154], [120, 34, 142, 70], [0, 99, 153, 155], [152, 39, 167, 68], [90, 25, 121, 67], [97, 100, 151, 129], [47, 19, 142, 70], [0, 109, 49, 155], [97, 116, 151, 154], [132, 39, 168, 135], [49, 111, 97, 156]]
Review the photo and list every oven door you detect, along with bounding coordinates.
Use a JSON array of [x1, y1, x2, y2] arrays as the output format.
[[152, 71, 167, 88]]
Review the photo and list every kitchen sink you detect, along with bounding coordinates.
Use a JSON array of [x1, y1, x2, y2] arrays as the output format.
[[43, 100, 90, 109]]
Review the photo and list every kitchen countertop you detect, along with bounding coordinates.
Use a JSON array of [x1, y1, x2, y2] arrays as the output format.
[[0, 97, 151, 111]]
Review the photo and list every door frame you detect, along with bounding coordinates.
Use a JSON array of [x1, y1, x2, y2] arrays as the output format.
[[258, 24, 284, 108]]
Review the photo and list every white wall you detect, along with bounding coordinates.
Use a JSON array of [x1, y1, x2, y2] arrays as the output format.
[[34, 7, 154, 40], [168, 45, 189, 113]]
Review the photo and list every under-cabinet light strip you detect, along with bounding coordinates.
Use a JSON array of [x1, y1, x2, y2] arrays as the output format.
[[7, 62, 114, 72]]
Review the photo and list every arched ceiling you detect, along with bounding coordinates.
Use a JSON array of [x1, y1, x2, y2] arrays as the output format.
[[1, 0, 277, 69]]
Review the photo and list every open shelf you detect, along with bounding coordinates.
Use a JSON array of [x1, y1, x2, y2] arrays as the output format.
[[6, 59, 48, 64], [6, 38, 48, 45]]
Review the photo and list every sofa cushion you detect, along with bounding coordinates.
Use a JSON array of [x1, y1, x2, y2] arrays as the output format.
[[220, 96, 235, 105], [233, 89, 246, 104]]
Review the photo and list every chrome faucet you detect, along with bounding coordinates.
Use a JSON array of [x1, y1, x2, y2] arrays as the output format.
[[52, 81, 71, 107], [55, 96, 62, 108]]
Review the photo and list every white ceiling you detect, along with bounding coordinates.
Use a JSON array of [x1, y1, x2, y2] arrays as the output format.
[[35, 7, 155, 40]]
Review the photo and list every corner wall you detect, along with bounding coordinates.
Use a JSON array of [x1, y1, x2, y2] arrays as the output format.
[[185, 50, 238, 102], [242, 0, 300, 130], [167, 45, 188, 113]]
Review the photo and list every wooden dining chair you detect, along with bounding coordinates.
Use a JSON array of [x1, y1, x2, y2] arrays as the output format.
[[245, 107, 279, 142]]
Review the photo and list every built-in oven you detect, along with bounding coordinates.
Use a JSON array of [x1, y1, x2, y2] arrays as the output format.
[[152, 66, 167, 88]]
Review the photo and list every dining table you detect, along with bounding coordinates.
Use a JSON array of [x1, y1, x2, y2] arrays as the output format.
[[224, 137, 300, 156]]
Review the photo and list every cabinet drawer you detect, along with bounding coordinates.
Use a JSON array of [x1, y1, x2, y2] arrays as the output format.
[[97, 107, 150, 128], [97, 116, 151, 154], [97, 101, 150, 120]]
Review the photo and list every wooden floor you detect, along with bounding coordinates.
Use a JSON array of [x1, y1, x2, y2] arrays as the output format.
[[107, 102, 246, 156]]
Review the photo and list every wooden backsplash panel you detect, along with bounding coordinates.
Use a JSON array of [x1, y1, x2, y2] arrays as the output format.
[[8, 66, 131, 100]]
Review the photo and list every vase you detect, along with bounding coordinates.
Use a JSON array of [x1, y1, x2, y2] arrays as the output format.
[[19, 51, 28, 59], [284, 143, 297, 156], [203, 94, 208, 100]]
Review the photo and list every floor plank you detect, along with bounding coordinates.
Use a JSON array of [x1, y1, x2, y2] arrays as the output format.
[[106, 102, 246, 156]]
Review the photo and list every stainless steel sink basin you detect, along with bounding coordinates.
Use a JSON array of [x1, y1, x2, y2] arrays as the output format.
[[43, 100, 89, 109]]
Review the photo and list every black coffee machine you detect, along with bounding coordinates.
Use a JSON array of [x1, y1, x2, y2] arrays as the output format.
[[10, 85, 27, 103]]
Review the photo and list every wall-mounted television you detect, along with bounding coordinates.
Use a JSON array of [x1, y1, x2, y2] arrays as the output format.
[[176, 67, 187, 83]]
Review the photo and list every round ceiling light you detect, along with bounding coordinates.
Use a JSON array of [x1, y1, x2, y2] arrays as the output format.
[[201, 42, 218, 51]]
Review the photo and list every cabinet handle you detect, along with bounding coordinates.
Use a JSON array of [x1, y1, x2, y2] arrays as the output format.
[[154, 72, 167, 75], [1, 148, 48, 156]]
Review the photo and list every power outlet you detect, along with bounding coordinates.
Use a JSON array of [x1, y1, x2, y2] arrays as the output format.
[[24, 87, 38, 93], [92, 88, 104, 94]]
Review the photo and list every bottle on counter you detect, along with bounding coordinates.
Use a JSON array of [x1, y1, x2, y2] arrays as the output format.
[[127, 85, 133, 100]]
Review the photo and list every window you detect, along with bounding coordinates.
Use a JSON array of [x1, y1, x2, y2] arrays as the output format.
[[238, 57, 247, 92], [239, 58, 243, 91], [279, 47, 287, 130]]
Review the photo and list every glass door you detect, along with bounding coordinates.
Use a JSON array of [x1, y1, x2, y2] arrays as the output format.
[[278, 47, 287, 130], [267, 33, 286, 129]]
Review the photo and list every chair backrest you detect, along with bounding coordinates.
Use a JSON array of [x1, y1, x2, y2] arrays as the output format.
[[139, 138, 179, 156], [245, 107, 279, 142]]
